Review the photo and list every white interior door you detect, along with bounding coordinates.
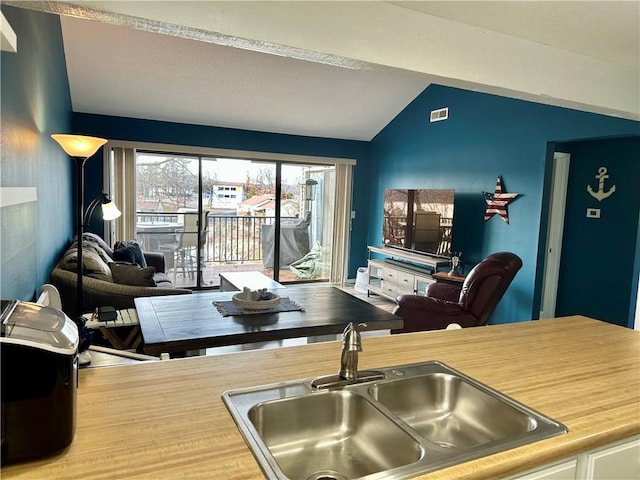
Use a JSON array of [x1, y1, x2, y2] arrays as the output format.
[[539, 152, 570, 319]]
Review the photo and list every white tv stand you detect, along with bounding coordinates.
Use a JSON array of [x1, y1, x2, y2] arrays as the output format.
[[366, 245, 451, 301]]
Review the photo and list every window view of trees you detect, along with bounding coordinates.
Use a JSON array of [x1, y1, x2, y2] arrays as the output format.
[[136, 156, 301, 214], [136, 157, 198, 210]]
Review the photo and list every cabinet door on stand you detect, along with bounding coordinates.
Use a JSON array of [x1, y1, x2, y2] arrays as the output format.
[[397, 271, 415, 295], [382, 266, 399, 297]]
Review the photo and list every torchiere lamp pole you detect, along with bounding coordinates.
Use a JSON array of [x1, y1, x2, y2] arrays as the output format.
[[51, 135, 120, 357]]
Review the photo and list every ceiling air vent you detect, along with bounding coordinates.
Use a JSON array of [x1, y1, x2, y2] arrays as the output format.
[[430, 107, 449, 122]]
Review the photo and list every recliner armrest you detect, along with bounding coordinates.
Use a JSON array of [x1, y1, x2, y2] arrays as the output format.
[[426, 282, 461, 302], [391, 294, 474, 333], [395, 294, 464, 315]]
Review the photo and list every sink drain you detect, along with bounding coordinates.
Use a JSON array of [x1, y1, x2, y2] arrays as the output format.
[[307, 471, 348, 480]]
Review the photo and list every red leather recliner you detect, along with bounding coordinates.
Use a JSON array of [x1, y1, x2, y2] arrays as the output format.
[[391, 252, 523, 333]]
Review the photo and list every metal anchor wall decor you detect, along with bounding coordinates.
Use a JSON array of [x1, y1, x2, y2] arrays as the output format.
[[587, 167, 616, 201]]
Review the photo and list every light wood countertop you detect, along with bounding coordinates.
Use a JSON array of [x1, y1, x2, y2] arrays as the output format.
[[3, 316, 639, 479]]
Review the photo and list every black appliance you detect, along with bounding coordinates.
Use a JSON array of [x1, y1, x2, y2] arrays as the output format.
[[1, 300, 79, 464]]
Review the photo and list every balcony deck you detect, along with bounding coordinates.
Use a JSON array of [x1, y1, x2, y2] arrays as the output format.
[[137, 212, 324, 289], [172, 262, 310, 289]]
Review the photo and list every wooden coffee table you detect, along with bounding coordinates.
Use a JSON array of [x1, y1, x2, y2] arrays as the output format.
[[134, 285, 403, 355]]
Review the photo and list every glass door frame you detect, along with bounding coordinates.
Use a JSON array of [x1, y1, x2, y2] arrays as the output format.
[[105, 140, 356, 288]]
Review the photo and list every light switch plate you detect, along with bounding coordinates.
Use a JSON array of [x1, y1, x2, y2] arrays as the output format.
[[586, 208, 601, 218]]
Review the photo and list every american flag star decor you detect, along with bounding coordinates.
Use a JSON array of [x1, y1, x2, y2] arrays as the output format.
[[483, 176, 519, 223]]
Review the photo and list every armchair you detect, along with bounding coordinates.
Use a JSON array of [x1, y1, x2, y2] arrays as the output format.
[[391, 252, 523, 333]]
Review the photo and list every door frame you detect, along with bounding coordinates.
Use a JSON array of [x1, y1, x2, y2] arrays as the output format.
[[105, 140, 356, 285], [539, 151, 570, 319]]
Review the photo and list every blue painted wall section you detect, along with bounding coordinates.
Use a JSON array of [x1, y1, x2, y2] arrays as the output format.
[[0, 7, 74, 301], [554, 136, 640, 327], [369, 85, 639, 324]]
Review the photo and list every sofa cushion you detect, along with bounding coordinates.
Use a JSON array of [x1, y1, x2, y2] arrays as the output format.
[[113, 240, 147, 268], [59, 248, 113, 282], [109, 262, 157, 287]]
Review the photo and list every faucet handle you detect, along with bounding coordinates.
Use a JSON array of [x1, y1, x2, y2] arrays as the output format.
[[342, 322, 367, 335], [342, 322, 367, 340], [343, 322, 367, 351]]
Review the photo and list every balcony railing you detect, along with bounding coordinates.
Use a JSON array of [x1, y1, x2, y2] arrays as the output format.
[[135, 212, 298, 264], [206, 214, 270, 263]]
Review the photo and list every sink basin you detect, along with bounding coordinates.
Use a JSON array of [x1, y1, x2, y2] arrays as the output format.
[[223, 361, 567, 480], [248, 390, 423, 480], [370, 373, 536, 449]]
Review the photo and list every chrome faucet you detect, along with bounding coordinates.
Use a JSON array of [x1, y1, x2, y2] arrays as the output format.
[[339, 322, 365, 381], [312, 322, 385, 389]]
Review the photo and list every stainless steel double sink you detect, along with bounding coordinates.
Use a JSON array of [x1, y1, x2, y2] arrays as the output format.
[[222, 361, 567, 480]]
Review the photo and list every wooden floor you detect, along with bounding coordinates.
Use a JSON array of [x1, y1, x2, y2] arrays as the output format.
[[85, 283, 396, 367]]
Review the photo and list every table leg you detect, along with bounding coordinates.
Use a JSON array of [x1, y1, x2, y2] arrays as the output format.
[[98, 326, 142, 350], [219, 277, 237, 292]]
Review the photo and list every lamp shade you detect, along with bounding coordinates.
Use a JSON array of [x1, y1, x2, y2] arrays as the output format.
[[51, 134, 107, 158], [101, 200, 122, 221]]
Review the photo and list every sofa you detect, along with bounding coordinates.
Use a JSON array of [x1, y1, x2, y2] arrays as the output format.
[[50, 232, 191, 318]]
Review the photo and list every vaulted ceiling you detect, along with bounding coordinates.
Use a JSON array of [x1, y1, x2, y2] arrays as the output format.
[[9, 1, 640, 141]]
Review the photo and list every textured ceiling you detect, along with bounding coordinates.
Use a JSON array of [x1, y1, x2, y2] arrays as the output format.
[[17, 1, 638, 141], [60, 15, 431, 141], [390, 1, 639, 67]]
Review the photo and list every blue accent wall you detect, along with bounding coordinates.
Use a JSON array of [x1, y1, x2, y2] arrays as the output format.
[[369, 85, 639, 324], [554, 136, 640, 327], [0, 6, 74, 301]]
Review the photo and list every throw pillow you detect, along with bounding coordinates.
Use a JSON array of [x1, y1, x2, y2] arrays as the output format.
[[113, 240, 147, 268], [60, 248, 113, 282], [113, 244, 140, 265], [70, 238, 114, 264], [109, 262, 156, 287], [85, 242, 114, 264], [82, 232, 113, 254]]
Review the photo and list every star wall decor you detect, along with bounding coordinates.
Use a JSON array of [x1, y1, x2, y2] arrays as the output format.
[[483, 176, 519, 224]]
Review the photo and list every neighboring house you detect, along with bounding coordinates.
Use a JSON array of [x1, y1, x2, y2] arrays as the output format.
[[237, 195, 298, 219], [237, 194, 274, 216], [210, 182, 244, 208]]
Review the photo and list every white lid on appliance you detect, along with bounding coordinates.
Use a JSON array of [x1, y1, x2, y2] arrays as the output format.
[[1, 300, 78, 355]]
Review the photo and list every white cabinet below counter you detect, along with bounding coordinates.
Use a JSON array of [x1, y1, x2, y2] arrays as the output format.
[[510, 435, 640, 480]]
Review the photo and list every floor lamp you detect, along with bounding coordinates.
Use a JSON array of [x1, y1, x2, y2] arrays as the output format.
[[51, 134, 121, 364]]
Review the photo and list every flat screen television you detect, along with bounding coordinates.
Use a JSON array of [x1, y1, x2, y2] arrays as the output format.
[[383, 189, 455, 257]]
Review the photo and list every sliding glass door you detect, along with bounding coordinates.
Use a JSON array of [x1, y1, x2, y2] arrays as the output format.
[[128, 150, 336, 289]]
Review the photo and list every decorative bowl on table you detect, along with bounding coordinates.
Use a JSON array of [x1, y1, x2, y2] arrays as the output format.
[[232, 287, 281, 310]]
